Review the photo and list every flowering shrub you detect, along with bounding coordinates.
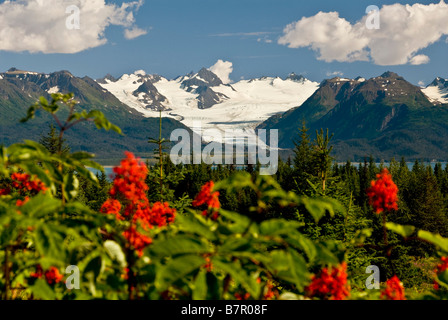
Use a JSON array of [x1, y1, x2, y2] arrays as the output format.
[[306, 263, 350, 300], [2, 93, 448, 301], [192, 180, 220, 220], [31, 266, 64, 285], [367, 168, 398, 214], [100, 151, 176, 259], [380, 275, 406, 300]]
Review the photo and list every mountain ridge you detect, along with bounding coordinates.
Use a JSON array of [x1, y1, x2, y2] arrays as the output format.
[[258, 71, 448, 161]]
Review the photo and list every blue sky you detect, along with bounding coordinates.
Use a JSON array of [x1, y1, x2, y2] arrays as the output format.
[[0, 0, 447, 86]]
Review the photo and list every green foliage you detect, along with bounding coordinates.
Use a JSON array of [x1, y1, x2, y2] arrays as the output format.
[[3, 93, 448, 300]]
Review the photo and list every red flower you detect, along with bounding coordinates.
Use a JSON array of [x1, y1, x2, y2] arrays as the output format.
[[306, 262, 350, 300], [235, 292, 251, 300], [149, 202, 177, 227], [100, 198, 123, 220], [263, 280, 277, 300], [45, 267, 64, 285], [31, 265, 63, 285], [123, 226, 152, 257], [16, 196, 30, 207], [0, 188, 10, 196], [380, 275, 405, 300], [122, 267, 130, 280], [193, 181, 220, 220], [110, 152, 148, 204], [367, 168, 398, 214], [433, 256, 448, 291], [100, 152, 176, 257], [11, 172, 47, 194], [30, 265, 44, 279], [436, 256, 448, 274]]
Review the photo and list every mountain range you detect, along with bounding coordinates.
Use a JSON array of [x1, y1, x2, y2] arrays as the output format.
[[0, 66, 447, 162], [0, 68, 192, 163], [258, 72, 448, 161]]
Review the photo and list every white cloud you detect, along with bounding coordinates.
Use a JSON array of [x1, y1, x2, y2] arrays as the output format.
[[326, 71, 344, 77], [124, 27, 147, 40], [209, 60, 233, 84], [257, 37, 273, 44], [418, 80, 426, 87], [278, 1, 448, 66], [0, 0, 146, 54], [409, 54, 430, 65]]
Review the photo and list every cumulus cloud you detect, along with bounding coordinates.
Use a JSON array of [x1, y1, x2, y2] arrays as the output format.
[[409, 54, 430, 65], [0, 0, 146, 54], [278, 1, 448, 66], [209, 60, 233, 84]]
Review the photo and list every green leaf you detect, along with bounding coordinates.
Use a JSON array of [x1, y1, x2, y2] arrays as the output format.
[[386, 222, 415, 238], [192, 269, 208, 300], [212, 258, 260, 298], [20, 193, 60, 219], [259, 219, 304, 236], [34, 223, 66, 261], [63, 173, 79, 201], [218, 238, 253, 254], [30, 279, 56, 300], [437, 270, 448, 287], [265, 249, 310, 290], [150, 235, 211, 257], [284, 232, 317, 262], [418, 230, 448, 253], [219, 209, 255, 234], [205, 272, 222, 300], [176, 211, 218, 241], [314, 242, 341, 265], [155, 255, 205, 292]]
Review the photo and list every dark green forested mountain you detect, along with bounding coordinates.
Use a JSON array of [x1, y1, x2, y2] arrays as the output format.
[[258, 72, 448, 161], [0, 68, 192, 163]]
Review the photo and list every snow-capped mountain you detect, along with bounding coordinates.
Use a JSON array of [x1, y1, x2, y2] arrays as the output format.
[[422, 77, 448, 104], [98, 68, 320, 145]]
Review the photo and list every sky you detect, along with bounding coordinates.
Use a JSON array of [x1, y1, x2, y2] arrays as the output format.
[[0, 0, 447, 86]]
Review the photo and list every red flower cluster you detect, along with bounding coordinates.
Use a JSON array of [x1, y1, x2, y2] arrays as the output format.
[[306, 262, 350, 300], [263, 280, 277, 300], [192, 181, 220, 220], [11, 172, 47, 194], [0, 188, 10, 196], [367, 168, 398, 214], [150, 201, 176, 227], [123, 226, 153, 257], [202, 254, 213, 272], [100, 198, 122, 221], [435, 256, 448, 274], [433, 256, 448, 290], [31, 265, 63, 285], [16, 196, 30, 207], [100, 152, 176, 257], [380, 275, 405, 300], [235, 292, 251, 300]]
